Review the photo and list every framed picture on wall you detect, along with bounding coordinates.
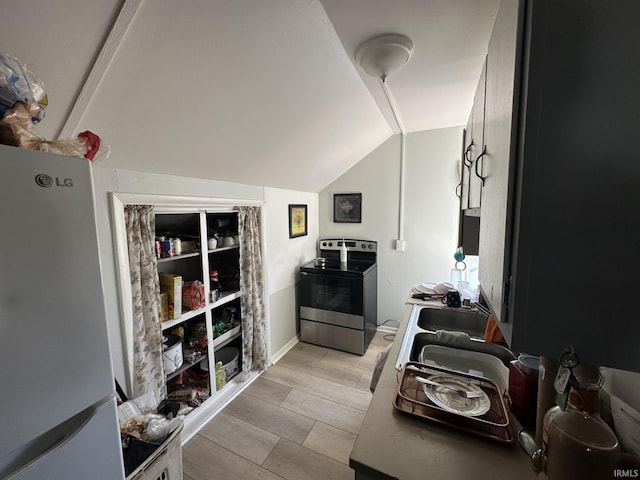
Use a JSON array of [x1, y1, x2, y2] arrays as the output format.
[[333, 193, 362, 223], [289, 204, 308, 238]]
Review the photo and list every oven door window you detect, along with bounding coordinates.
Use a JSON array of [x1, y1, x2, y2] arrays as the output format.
[[299, 272, 363, 316]]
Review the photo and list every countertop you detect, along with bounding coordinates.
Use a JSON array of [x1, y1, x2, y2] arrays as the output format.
[[349, 302, 537, 480]]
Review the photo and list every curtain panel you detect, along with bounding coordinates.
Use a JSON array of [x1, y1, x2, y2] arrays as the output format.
[[125, 205, 165, 400], [238, 206, 267, 378]]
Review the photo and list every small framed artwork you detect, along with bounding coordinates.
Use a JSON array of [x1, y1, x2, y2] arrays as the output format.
[[289, 204, 308, 238], [333, 193, 362, 223]]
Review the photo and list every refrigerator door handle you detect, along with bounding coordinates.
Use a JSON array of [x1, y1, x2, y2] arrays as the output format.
[[1, 395, 117, 479]]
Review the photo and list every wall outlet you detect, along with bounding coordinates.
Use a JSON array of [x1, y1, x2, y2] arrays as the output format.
[[395, 239, 406, 251]]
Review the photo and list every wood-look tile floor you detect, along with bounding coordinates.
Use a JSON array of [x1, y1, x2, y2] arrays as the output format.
[[182, 331, 393, 480]]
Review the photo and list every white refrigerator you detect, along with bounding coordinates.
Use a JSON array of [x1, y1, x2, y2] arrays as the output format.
[[0, 144, 125, 479]]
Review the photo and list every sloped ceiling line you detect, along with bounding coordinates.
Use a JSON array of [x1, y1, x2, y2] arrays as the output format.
[[57, 0, 143, 139]]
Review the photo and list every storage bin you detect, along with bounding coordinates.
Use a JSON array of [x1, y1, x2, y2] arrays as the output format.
[[126, 422, 183, 480], [217, 346, 239, 380]]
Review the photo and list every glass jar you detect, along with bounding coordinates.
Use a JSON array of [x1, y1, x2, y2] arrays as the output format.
[[539, 365, 620, 480]]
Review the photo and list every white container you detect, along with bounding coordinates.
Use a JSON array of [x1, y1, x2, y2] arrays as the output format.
[[419, 344, 509, 391], [207, 237, 217, 250], [162, 334, 183, 375], [340, 241, 347, 264], [216, 346, 239, 380], [172, 238, 182, 256]]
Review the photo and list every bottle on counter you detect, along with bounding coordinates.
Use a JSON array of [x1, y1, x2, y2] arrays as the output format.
[[340, 240, 348, 265]]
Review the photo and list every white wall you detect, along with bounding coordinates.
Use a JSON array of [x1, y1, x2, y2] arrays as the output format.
[[319, 127, 463, 327], [263, 188, 319, 358], [91, 165, 315, 388]]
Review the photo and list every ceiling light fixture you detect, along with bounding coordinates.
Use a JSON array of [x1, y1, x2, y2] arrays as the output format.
[[355, 33, 414, 252], [355, 34, 414, 82]]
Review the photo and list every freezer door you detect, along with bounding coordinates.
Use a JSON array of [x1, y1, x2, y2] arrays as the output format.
[[1, 396, 124, 479], [0, 146, 116, 457]]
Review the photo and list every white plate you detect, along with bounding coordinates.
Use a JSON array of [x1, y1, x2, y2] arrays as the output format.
[[422, 374, 491, 417], [415, 283, 436, 294], [416, 282, 455, 295], [433, 282, 455, 294]]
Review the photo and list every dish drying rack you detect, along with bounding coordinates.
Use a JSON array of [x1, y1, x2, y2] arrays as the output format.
[[393, 361, 515, 444]]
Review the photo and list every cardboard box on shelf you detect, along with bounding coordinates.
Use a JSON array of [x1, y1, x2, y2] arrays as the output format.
[[160, 273, 182, 320], [159, 292, 169, 322]]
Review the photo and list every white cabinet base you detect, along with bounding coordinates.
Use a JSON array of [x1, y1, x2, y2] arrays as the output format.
[[180, 369, 262, 444]]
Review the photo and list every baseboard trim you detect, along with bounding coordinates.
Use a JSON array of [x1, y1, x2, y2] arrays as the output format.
[[376, 325, 398, 334], [181, 369, 262, 444], [270, 335, 300, 365]]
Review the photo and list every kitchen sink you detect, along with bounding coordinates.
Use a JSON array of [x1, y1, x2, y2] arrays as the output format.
[[396, 304, 515, 369], [417, 307, 487, 338]]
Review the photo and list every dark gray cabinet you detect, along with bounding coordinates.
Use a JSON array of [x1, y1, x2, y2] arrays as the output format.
[[478, 0, 640, 371], [458, 57, 488, 255], [460, 113, 473, 211], [478, 0, 523, 330], [468, 57, 487, 210], [458, 115, 480, 255], [460, 57, 487, 214]]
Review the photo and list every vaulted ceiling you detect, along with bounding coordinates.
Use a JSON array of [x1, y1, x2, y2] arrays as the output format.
[[0, 0, 498, 192]]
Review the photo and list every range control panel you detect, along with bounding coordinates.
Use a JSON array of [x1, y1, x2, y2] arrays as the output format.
[[319, 239, 377, 252]]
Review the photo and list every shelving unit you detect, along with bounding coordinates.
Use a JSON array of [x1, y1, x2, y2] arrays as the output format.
[[111, 193, 265, 443], [152, 209, 247, 440]]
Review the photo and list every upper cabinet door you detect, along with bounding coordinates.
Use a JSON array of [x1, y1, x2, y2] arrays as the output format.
[[460, 113, 473, 210], [478, 0, 524, 329], [467, 56, 487, 210]]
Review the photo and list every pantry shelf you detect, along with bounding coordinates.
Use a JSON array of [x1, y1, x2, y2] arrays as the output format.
[[208, 290, 241, 311], [161, 307, 207, 332], [157, 251, 201, 263], [213, 325, 241, 349], [166, 353, 207, 382]]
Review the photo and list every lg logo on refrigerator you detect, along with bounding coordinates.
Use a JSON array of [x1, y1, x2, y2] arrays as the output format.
[[35, 174, 73, 188]]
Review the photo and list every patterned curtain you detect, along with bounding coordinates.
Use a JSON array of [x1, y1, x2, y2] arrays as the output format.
[[238, 206, 267, 378], [125, 205, 166, 400]]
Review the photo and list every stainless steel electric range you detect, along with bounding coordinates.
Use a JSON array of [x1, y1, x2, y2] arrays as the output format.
[[297, 239, 377, 355]]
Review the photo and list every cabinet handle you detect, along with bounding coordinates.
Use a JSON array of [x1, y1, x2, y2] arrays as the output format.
[[474, 146, 487, 186], [463, 142, 474, 167], [455, 182, 462, 198]]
